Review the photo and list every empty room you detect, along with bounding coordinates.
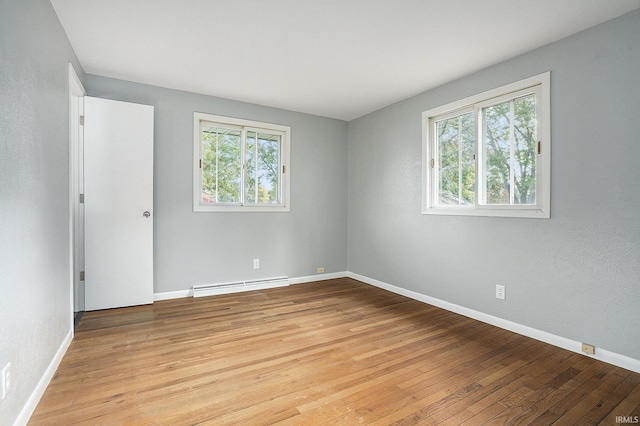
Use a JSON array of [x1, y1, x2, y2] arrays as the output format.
[[1, 0, 640, 424]]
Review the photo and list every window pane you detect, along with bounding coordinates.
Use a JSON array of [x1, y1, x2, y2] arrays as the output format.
[[246, 131, 281, 204], [202, 125, 241, 203], [513, 95, 537, 204], [436, 112, 475, 205], [483, 101, 511, 204], [482, 94, 537, 205]]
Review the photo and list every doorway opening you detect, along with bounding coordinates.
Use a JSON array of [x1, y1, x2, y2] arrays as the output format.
[[69, 63, 85, 329]]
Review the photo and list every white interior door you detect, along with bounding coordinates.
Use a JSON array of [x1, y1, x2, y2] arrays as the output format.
[[84, 96, 154, 311]]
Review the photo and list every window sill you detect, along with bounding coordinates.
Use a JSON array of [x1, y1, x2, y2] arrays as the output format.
[[421, 206, 549, 219], [194, 204, 290, 213]]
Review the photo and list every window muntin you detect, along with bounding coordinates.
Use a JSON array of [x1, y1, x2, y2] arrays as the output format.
[[423, 72, 550, 218], [194, 113, 290, 212]]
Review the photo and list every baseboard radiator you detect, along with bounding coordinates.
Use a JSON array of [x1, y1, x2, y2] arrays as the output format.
[[192, 276, 289, 298]]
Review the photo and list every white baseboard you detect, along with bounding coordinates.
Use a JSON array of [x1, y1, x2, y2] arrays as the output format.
[[15, 329, 73, 426], [347, 271, 640, 374], [288, 271, 348, 285], [153, 271, 349, 301], [154, 289, 192, 301]]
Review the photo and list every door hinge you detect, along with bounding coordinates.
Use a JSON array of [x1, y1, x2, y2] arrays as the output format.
[[537, 141, 541, 154], [431, 158, 435, 168], [79, 193, 84, 204], [79, 115, 84, 126], [199, 159, 202, 169], [282, 165, 286, 174], [79, 271, 85, 281]]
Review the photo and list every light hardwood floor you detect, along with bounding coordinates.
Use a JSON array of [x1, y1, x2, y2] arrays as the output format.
[[30, 278, 640, 425]]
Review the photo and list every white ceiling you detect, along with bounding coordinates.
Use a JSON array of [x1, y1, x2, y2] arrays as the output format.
[[50, 0, 639, 121]]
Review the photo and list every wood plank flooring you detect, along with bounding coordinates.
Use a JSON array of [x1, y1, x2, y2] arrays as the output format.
[[30, 278, 640, 425]]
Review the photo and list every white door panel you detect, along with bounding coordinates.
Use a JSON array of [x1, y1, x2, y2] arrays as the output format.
[[84, 96, 154, 311]]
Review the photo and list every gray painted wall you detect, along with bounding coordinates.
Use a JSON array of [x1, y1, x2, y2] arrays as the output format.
[[348, 10, 640, 360], [0, 0, 84, 423], [84, 75, 349, 294]]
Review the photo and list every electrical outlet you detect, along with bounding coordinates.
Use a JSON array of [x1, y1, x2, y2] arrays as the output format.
[[253, 259, 259, 269], [1, 362, 10, 400], [316, 267, 325, 273], [581, 343, 596, 355], [496, 285, 506, 300]]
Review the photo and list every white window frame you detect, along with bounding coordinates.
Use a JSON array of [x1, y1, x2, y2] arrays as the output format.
[[194, 112, 291, 212], [422, 72, 551, 218]]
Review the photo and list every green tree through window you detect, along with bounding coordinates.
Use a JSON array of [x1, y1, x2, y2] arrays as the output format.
[[202, 126, 242, 203], [436, 112, 475, 205], [246, 131, 282, 204], [482, 94, 537, 205]]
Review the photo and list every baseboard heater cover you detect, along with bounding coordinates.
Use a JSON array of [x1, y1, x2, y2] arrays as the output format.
[[192, 276, 289, 298]]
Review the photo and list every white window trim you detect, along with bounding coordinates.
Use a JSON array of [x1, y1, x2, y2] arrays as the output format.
[[193, 112, 291, 212], [422, 72, 551, 218]]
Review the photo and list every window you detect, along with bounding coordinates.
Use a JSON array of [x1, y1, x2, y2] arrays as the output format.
[[194, 113, 290, 212], [422, 72, 550, 218]]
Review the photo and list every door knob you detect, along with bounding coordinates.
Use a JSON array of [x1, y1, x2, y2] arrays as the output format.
[[143, 211, 151, 218]]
